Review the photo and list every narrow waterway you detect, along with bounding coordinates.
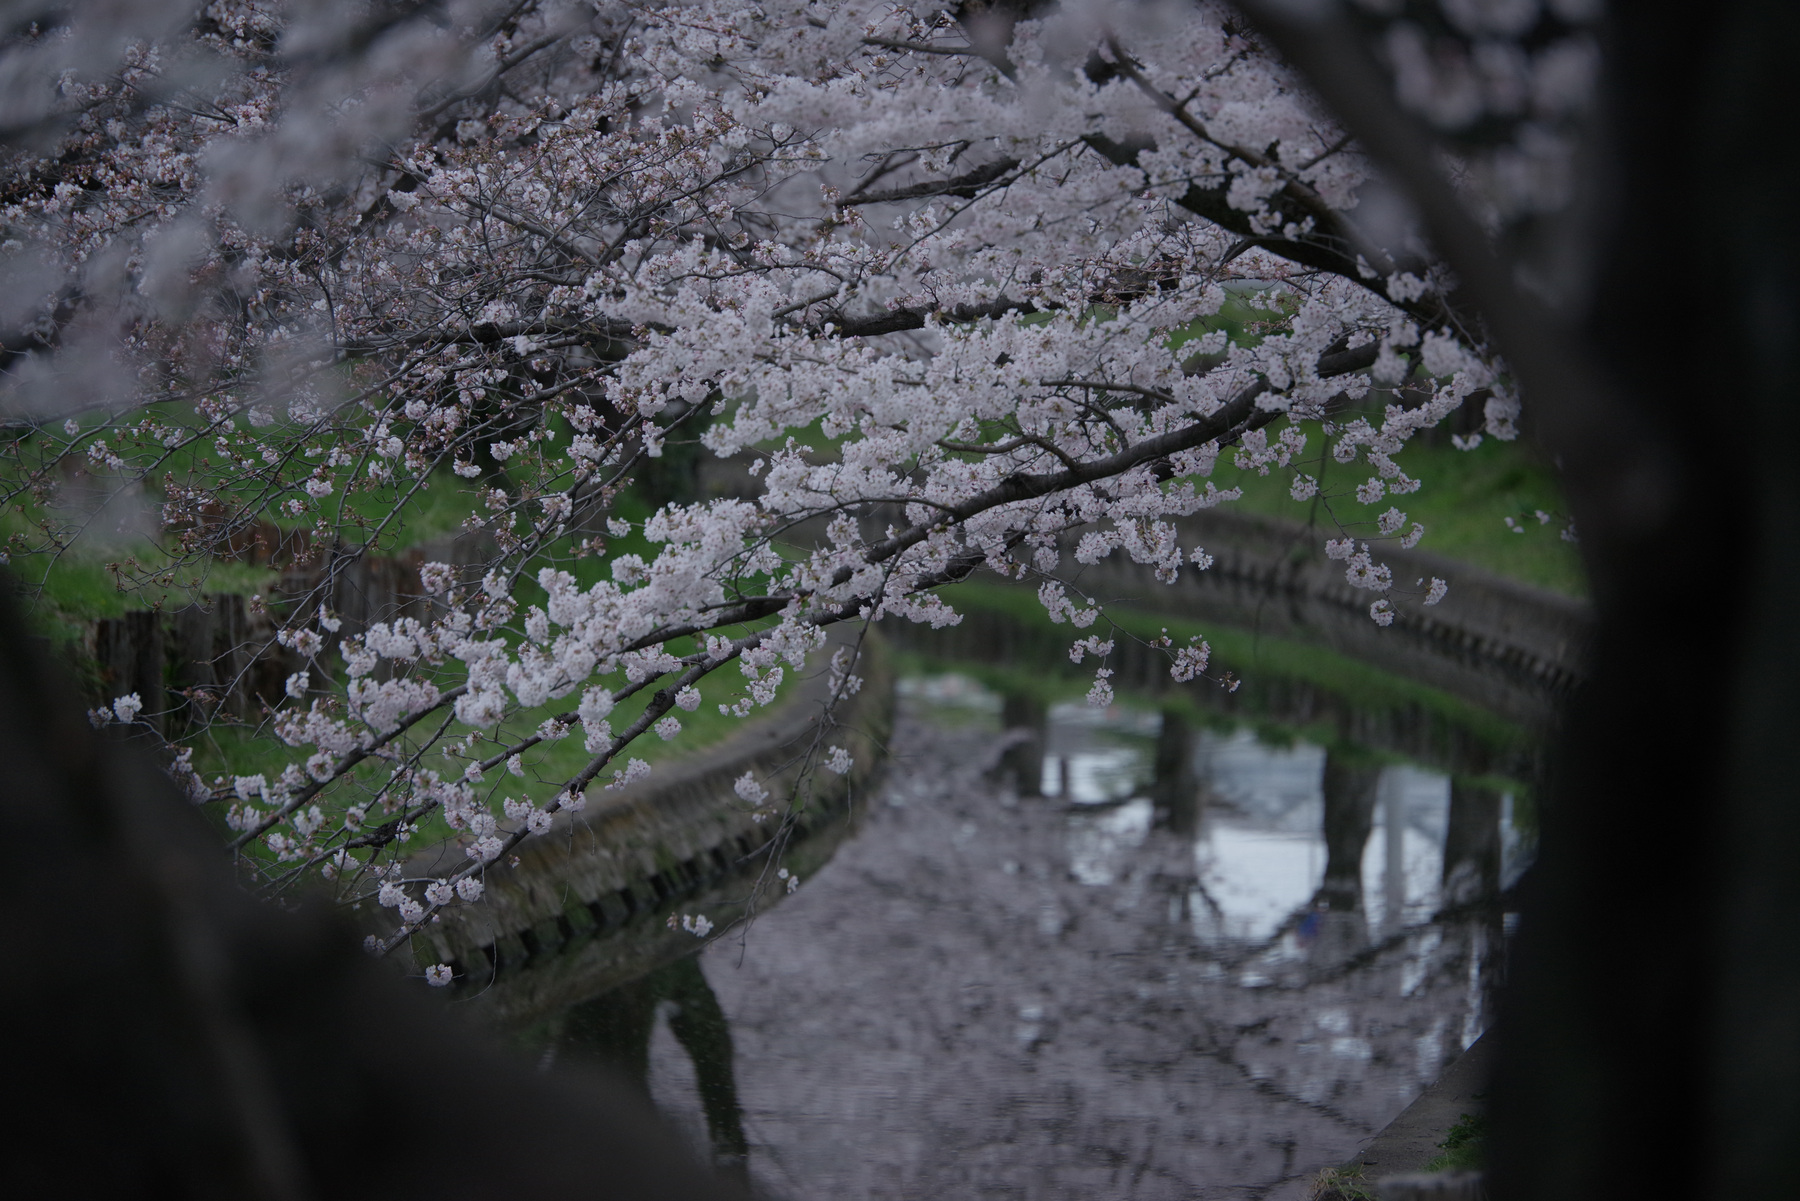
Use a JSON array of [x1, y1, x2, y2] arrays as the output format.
[[547, 675, 1522, 1200]]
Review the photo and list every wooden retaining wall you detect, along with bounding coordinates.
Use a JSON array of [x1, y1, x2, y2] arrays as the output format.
[[84, 529, 495, 730]]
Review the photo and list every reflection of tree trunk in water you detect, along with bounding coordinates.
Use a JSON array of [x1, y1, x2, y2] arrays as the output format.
[[997, 691, 1046, 797], [1316, 749, 1382, 913], [1153, 707, 1200, 834], [1442, 782, 1503, 910], [1304, 749, 1381, 963], [560, 956, 750, 1174], [1441, 782, 1506, 1044]]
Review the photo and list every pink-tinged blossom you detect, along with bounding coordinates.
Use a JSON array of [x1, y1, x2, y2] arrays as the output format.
[[1402, 523, 1426, 549], [1356, 478, 1387, 505], [1039, 581, 1077, 624], [454, 689, 506, 728], [1425, 578, 1450, 605], [454, 877, 485, 903], [734, 772, 769, 804], [1378, 508, 1407, 535], [1171, 642, 1212, 683], [825, 746, 854, 775], [1087, 668, 1116, 709], [1069, 636, 1114, 664], [1290, 474, 1319, 501], [654, 715, 682, 740], [607, 758, 651, 791], [675, 686, 702, 711], [425, 880, 454, 906], [278, 628, 324, 657], [418, 562, 455, 595], [1345, 552, 1394, 592], [1326, 538, 1357, 561], [112, 693, 143, 723], [425, 965, 454, 987], [1370, 600, 1397, 627]]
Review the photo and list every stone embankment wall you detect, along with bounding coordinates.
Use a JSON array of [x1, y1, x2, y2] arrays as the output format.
[[889, 605, 1541, 784], [701, 453, 1591, 730], [382, 628, 895, 1027], [76, 522, 896, 1027], [883, 509, 1586, 785], [1098, 508, 1590, 731]]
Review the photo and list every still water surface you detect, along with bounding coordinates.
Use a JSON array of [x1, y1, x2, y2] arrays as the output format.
[[549, 675, 1522, 1200]]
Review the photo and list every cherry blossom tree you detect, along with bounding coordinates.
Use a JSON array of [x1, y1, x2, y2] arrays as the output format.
[[0, 0, 1520, 950], [9, 1, 1800, 1199]]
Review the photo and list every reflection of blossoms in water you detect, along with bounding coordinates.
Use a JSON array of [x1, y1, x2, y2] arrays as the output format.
[[668, 913, 714, 938], [652, 708, 1504, 1201]]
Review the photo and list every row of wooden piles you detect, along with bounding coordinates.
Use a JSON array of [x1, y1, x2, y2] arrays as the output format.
[[85, 520, 493, 736]]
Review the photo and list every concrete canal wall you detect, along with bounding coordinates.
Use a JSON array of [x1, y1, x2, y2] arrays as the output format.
[[382, 628, 896, 1026], [1075, 508, 1591, 732]]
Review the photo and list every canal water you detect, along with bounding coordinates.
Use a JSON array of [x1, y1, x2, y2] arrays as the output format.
[[536, 672, 1526, 1200]]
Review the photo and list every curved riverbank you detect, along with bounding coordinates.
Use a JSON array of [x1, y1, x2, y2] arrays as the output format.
[[1065, 507, 1591, 733], [381, 627, 896, 1027]]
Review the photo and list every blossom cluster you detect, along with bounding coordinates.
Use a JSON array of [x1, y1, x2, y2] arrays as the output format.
[[0, 0, 1584, 959]]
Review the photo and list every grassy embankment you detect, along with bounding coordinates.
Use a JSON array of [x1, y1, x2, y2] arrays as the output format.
[[17, 293, 1580, 821]]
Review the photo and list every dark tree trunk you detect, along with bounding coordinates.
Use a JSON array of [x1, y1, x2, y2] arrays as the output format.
[[1489, 7, 1800, 1200], [0, 582, 746, 1201]]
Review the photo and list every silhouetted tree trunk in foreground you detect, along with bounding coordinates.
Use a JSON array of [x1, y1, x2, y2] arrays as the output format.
[[0, 582, 745, 1201], [1252, 6, 1800, 1199]]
